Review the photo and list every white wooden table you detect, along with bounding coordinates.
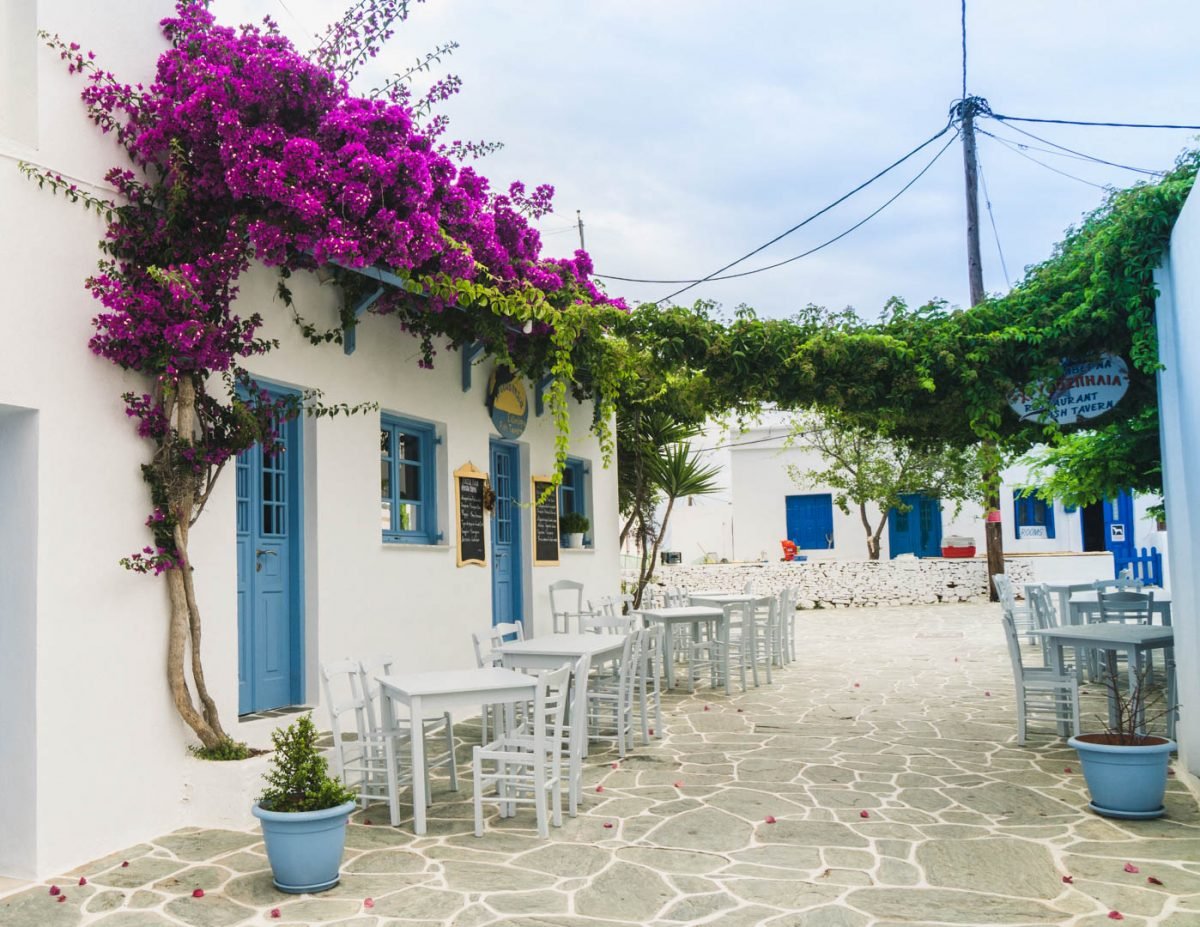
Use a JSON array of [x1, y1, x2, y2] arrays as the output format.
[[639, 605, 727, 692], [377, 667, 537, 833], [690, 593, 757, 607], [1029, 624, 1176, 736], [496, 633, 627, 671]]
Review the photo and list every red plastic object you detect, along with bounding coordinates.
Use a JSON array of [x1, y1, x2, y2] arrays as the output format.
[[780, 540, 798, 561], [941, 545, 976, 558]]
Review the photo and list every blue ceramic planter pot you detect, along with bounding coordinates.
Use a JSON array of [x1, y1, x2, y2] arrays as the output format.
[[1068, 735, 1175, 820], [252, 800, 356, 893]]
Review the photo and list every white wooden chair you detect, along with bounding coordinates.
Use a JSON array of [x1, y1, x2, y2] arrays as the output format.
[[993, 573, 1035, 640], [730, 595, 775, 687], [561, 653, 593, 817], [586, 630, 641, 757], [580, 614, 640, 635], [688, 604, 742, 694], [493, 619, 526, 641], [320, 659, 392, 809], [549, 580, 592, 633], [359, 656, 458, 799], [634, 622, 665, 744], [772, 586, 796, 666], [1000, 613, 1080, 745], [472, 631, 505, 742], [472, 662, 571, 837]]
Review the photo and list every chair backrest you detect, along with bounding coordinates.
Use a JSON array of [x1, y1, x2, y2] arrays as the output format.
[[580, 614, 640, 635], [566, 652, 592, 758], [472, 631, 503, 669], [743, 579, 756, 594], [992, 573, 1017, 612], [1000, 613, 1026, 684], [1098, 589, 1153, 624], [665, 586, 689, 607], [549, 580, 586, 632], [531, 663, 573, 759], [493, 620, 525, 641], [1025, 584, 1056, 631], [319, 659, 371, 780], [357, 656, 396, 732], [777, 585, 795, 619], [746, 595, 777, 638], [589, 595, 618, 617]]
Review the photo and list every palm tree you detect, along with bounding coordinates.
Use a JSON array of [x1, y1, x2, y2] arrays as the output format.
[[619, 409, 722, 606]]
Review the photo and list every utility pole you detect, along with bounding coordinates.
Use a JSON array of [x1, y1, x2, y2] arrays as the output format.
[[955, 95, 1005, 599], [576, 210, 586, 252]]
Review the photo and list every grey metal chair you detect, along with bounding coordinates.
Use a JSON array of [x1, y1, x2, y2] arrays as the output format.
[[1000, 614, 1080, 745]]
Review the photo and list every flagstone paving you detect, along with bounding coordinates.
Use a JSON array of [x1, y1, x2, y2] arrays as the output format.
[[3, 603, 1198, 926]]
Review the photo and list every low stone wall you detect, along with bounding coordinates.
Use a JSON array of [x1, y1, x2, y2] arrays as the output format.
[[634, 557, 1034, 608]]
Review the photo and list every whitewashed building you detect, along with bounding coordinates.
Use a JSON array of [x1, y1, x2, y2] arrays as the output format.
[[0, 2, 617, 879], [667, 419, 1165, 579]]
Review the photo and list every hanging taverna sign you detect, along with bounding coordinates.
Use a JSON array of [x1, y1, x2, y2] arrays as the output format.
[[1009, 353, 1129, 426]]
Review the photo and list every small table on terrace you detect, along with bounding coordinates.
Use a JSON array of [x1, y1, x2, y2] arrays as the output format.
[[496, 633, 628, 672], [1029, 624, 1176, 737], [690, 593, 758, 607], [639, 604, 727, 692], [377, 667, 537, 833]]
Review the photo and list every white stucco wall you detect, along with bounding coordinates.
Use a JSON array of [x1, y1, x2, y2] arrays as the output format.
[[0, 0, 619, 879], [669, 422, 1162, 572], [1155, 187, 1200, 778]]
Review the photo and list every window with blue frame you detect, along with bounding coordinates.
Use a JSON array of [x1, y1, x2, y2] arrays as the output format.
[[558, 457, 591, 546], [1013, 489, 1055, 539], [380, 415, 439, 543]]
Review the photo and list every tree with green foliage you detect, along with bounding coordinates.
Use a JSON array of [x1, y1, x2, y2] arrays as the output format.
[[786, 411, 985, 560], [618, 410, 722, 606]]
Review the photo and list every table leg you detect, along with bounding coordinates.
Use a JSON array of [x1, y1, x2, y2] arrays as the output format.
[[1128, 645, 1143, 734], [410, 694, 428, 835], [1050, 642, 1071, 737], [721, 614, 731, 696], [382, 694, 402, 827], [661, 621, 676, 689]]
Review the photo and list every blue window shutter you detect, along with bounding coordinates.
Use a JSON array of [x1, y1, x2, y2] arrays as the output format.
[[1045, 500, 1056, 539], [785, 494, 833, 549]]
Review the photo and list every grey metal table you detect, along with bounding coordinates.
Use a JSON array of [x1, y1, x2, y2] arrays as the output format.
[[1029, 624, 1176, 737], [1067, 588, 1171, 626]]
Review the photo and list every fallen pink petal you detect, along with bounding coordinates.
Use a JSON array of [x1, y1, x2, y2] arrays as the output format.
[[984, 691, 991, 697], [595, 785, 604, 792], [1148, 876, 1164, 886], [1108, 912, 1124, 921], [78, 878, 87, 886], [860, 810, 870, 818], [1064, 767, 1072, 773], [611, 763, 619, 769], [1123, 863, 1139, 873], [48, 886, 60, 896], [764, 815, 777, 824], [363, 898, 375, 909], [57, 895, 67, 904], [192, 888, 205, 898], [674, 781, 684, 788], [270, 909, 281, 919], [603, 822, 614, 829], [703, 705, 710, 711], [853, 682, 861, 688], [121, 861, 129, 868], [1062, 875, 1074, 884]]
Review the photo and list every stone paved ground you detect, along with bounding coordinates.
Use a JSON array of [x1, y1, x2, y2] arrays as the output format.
[[3, 603, 1198, 927]]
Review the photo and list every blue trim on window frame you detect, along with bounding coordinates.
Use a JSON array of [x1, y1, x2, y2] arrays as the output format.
[[558, 457, 591, 547], [381, 414, 440, 544], [1013, 489, 1056, 539]]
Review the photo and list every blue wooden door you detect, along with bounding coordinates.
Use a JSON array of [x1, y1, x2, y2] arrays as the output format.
[[1104, 489, 1135, 574], [237, 393, 303, 714], [490, 440, 522, 626], [888, 493, 943, 558]]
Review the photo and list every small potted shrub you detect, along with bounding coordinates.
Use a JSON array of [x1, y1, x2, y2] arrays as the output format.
[[252, 713, 357, 893], [1068, 667, 1176, 819], [560, 511, 589, 548]]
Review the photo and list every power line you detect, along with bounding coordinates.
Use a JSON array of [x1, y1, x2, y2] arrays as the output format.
[[981, 133, 1110, 190], [642, 120, 955, 303], [596, 124, 957, 289], [975, 150, 1010, 288], [983, 119, 1163, 176], [991, 113, 1200, 131]]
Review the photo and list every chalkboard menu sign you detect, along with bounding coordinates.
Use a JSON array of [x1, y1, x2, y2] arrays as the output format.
[[455, 462, 487, 567], [532, 476, 560, 566]]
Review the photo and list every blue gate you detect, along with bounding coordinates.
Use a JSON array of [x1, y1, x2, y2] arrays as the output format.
[[888, 493, 943, 558]]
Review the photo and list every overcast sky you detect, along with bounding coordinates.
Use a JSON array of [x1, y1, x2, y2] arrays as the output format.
[[215, 0, 1200, 321]]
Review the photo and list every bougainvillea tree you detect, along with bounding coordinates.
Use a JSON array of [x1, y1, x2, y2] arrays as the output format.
[[25, 0, 625, 750]]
